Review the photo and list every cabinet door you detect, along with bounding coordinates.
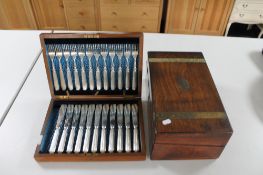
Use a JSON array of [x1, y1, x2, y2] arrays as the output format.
[[165, 0, 201, 34], [0, 0, 36, 29], [194, 0, 234, 35], [31, 0, 67, 29]]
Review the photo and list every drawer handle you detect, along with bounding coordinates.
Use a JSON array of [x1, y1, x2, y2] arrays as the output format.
[[79, 11, 84, 16], [141, 25, 146, 29], [112, 11, 117, 16], [112, 25, 118, 29], [239, 13, 244, 17], [80, 25, 85, 30], [242, 3, 248, 8], [142, 12, 147, 16], [260, 14, 263, 18]]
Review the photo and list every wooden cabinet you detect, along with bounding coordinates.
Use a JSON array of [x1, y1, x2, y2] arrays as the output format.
[[165, 0, 234, 35], [31, 0, 68, 29], [99, 0, 163, 32], [0, 0, 37, 29], [166, 0, 200, 34]]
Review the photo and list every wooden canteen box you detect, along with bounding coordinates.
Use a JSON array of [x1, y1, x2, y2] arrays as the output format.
[[147, 52, 233, 160], [34, 33, 146, 161]]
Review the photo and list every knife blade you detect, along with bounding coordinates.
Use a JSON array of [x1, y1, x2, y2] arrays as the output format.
[[74, 104, 88, 153], [132, 104, 139, 152], [108, 104, 116, 153], [83, 104, 95, 153], [49, 104, 67, 153], [91, 104, 102, 153], [117, 104, 124, 152], [66, 105, 81, 153], [57, 104, 74, 153], [124, 104, 131, 152], [100, 104, 109, 153]]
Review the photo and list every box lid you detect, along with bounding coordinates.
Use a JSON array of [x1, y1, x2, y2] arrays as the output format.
[[148, 52, 232, 146], [40, 33, 143, 100]]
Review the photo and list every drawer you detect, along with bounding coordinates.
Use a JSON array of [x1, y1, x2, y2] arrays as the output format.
[[231, 11, 263, 23], [67, 18, 97, 30], [64, 6, 95, 19], [237, 1, 263, 11], [100, 19, 159, 32], [100, 0, 129, 5], [131, 0, 161, 6], [100, 6, 160, 20]]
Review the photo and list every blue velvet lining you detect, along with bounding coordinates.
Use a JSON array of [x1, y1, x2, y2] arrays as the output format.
[[46, 43, 138, 95], [39, 101, 141, 154]]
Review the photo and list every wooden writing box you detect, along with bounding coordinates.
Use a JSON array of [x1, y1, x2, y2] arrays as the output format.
[[147, 52, 233, 160], [34, 33, 146, 161]]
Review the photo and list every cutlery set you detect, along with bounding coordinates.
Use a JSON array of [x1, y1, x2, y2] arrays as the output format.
[[48, 103, 140, 154], [46, 43, 138, 92]]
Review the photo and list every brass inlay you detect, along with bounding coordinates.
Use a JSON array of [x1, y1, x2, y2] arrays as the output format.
[[149, 58, 205, 63], [156, 112, 226, 119], [84, 34, 100, 38]]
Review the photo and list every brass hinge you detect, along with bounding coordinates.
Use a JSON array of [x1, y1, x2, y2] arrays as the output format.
[[84, 34, 100, 38]]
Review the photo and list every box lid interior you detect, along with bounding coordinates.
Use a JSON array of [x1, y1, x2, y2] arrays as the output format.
[[40, 33, 143, 100]]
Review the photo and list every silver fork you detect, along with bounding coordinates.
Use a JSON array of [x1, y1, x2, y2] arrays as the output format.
[[71, 45, 80, 91], [132, 104, 139, 152], [47, 45, 59, 91], [124, 104, 131, 152], [116, 44, 123, 90], [109, 44, 116, 90], [63, 44, 73, 91], [124, 44, 131, 90], [101, 44, 109, 90], [55, 45, 66, 91], [94, 44, 101, 90], [132, 44, 138, 91], [78, 45, 87, 91], [86, 44, 95, 90]]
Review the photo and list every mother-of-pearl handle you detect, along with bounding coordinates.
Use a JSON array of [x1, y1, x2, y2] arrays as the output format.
[[118, 67, 122, 90], [49, 128, 60, 153], [74, 127, 83, 153], [51, 61, 60, 91], [96, 68, 101, 90]]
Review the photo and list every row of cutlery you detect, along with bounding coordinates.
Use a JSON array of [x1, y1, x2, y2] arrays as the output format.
[[48, 103, 140, 154], [46, 43, 139, 92]]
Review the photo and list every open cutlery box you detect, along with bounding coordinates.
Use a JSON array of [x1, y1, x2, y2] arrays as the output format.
[[34, 33, 146, 161]]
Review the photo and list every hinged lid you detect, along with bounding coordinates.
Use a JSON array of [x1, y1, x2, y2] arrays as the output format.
[[40, 33, 143, 100], [148, 52, 232, 145]]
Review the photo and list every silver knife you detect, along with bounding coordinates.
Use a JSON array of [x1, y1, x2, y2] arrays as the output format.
[[83, 104, 95, 153], [66, 105, 81, 153], [132, 104, 139, 152], [74, 105, 88, 153], [58, 104, 74, 153], [108, 104, 116, 153], [124, 104, 131, 152], [117, 104, 124, 152], [91, 104, 102, 153], [100, 104, 109, 153], [49, 104, 67, 153]]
